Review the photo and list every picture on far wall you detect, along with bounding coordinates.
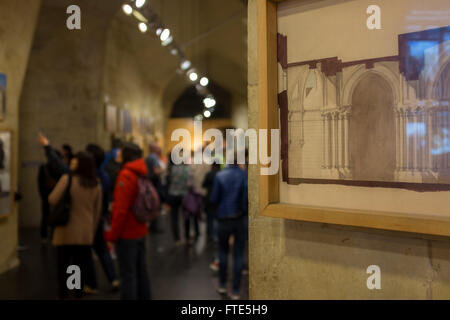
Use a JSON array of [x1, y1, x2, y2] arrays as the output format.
[[0, 131, 12, 218], [105, 104, 118, 133], [123, 110, 132, 134], [0, 73, 6, 121], [118, 108, 125, 133]]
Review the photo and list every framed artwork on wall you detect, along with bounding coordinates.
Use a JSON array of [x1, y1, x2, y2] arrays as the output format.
[[105, 104, 118, 133], [0, 131, 12, 218], [123, 110, 132, 134], [257, 0, 450, 237], [0, 73, 6, 121], [118, 108, 125, 133]]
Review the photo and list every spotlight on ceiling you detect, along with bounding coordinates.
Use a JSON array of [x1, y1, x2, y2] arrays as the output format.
[[203, 110, 211, 118], [122, 4, 133, 15], [203, 97, 216, 108], [135, 0, 146, 8], [170, 48, 178, 56], [139, 22, 148, 33], [160, 29, 171, 42], [156, 28, 163, 36], [194, 114, 204, 121], [200, 77, 209, 87], [189, 72, 198, 82], [180, 60, 191, 71], [161, 35, 173, 47]]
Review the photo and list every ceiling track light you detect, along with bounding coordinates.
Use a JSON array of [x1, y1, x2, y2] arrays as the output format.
[[203, 110, 211, 118], [203, 96, 216, 108], [139, 22, 148, 33], [135, 0, 146, 8], [189, 71, 198, 82], [161, 35, 173, 47], [160, 29, 171, 42], [180, 60, 191, 71], [126, 1, 217, 119], [122, 4, 133, 15], [200, 77, 209, 87]]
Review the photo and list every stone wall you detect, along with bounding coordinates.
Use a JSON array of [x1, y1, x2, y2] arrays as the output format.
[[0, 0, 41, 274], [18, 1, 114, 227], [248, 0, 450, 299], [18, 1, 166, 228]]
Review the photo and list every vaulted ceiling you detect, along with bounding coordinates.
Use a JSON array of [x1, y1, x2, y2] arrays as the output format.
[[42, 0, 247, 118], [118, 0, 248, 116]]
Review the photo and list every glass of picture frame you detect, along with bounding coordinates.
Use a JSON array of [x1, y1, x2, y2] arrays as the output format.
[[257, 0, 450, 237]]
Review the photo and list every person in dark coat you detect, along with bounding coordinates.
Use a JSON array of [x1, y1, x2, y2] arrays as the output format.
[[84, 144, 120, 293], [37, 151, 62, 241]]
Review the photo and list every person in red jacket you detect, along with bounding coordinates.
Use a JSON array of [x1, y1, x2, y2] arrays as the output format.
[[105, 142, 150, 300]]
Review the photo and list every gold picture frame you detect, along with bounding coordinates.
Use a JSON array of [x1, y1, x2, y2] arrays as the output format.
[[257, 0, 450, 237]]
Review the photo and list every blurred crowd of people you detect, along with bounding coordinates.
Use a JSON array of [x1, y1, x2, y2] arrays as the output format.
[[37, 132, 248, 300]]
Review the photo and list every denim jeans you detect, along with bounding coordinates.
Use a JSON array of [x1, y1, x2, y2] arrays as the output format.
[[116, 237, 151, 300], [85, 221, 118, 288], [218, 216, 246, 294], [205, 202, 218, 241]]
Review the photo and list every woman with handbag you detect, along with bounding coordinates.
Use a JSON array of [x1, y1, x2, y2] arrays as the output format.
[[48, 151, 102, 299]]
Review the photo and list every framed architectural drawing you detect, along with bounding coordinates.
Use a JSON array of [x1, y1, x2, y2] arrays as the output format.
[[258, 0, 450, 237], [0, 73, 6, 121], [118, 108, 125, 133], [0, 131, 12, 218], [123, 110, 132, 134], [105, 104, 118, 133]]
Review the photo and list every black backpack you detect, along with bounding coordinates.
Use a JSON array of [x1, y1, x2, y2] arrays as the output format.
[[47, 175, 72, 227]]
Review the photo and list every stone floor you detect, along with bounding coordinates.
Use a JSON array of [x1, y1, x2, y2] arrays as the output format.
[[0, 213, 249, 300]]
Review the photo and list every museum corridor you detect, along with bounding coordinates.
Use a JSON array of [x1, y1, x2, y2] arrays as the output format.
[[2, 0, 450, 303]]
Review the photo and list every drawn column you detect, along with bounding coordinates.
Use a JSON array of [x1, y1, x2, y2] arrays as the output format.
[[427, 108, 433, 171], [344, 111, 350, 170], [322, 113, 326, 168], [334, 112, 339, 169], [405, 108, 411, 171], [413, 108, 419, 172], [399, 108, 405, 171], [395, 109, 400, 172]]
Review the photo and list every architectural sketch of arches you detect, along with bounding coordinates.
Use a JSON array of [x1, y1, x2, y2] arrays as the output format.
[[287, 65, 310, 110], [423, 40, 450, 100], [349, 73, 396, 181], [432, 59, 450, 100], [342, 64, 400, 108]]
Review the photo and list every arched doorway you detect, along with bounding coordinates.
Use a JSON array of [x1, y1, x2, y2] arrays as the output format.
[[350, 73, 396, 181]]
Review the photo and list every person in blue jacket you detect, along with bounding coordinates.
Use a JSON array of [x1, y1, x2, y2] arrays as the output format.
[[210, 157, 247, 300]]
